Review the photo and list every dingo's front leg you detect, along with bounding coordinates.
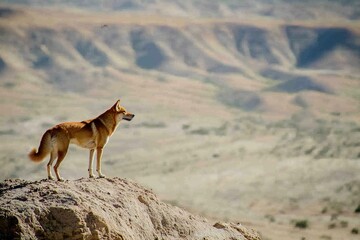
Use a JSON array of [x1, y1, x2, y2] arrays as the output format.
[[96, 147, 106, 178], [88, 149, 95, 178]]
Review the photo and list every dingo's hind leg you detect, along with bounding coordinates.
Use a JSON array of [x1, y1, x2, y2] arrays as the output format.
[[54, 149, 68, 182], [47, 151, 57, 180]]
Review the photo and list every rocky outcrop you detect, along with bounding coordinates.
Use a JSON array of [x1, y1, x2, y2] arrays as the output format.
[[0, 178, 260, 240]]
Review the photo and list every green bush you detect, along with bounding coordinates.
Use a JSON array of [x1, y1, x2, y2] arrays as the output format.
[[294, 220, 308, 229], [355, 204, 360, 213]]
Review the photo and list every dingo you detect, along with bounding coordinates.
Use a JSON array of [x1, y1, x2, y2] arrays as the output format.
[[29, 100, 134, 181]]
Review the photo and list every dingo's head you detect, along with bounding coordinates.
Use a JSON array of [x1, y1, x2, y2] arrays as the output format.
[[112, 100, 135, 121]]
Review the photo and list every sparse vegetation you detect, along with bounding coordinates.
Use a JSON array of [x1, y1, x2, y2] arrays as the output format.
[[321, 207, 328, 214], [320, 235, 332, 240], [0, 129, 15, 135], [328, 223, 336, 229], [139, 122, 167, 128], [271, 116, 360, 159], [265, 214, 275, 223], [355, 204, 360, 213], [183, 123, 230, 136], [213, 123, 228, 136], [3, 82, 15, 89], [182, 124, 190, 130], [293, 220, 309, 229], [189, 128, 210, 135], [340, 220, 348, 228]]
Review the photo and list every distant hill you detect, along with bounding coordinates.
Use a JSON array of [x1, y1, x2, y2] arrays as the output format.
[[0, 5, 359, 118]]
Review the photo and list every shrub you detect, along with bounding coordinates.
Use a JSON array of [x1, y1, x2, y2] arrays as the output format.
[[328, 223, 336, 229], [189, 128, 210, 135], [355, 204, 360, 213], [294, 220, 308, 229], [340, 221, 348, 228], [265, 214, 275, 222]]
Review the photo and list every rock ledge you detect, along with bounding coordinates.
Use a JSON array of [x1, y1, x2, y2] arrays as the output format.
[[0, 178, 260, 240]]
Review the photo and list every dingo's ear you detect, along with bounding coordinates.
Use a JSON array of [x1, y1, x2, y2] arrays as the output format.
[[113, 99, 121, 111]]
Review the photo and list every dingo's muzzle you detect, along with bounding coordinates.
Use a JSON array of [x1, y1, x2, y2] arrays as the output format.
[[123, 113, 135, 121]]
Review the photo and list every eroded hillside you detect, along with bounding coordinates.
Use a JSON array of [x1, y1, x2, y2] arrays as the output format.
[[0, 6, 359, 119]]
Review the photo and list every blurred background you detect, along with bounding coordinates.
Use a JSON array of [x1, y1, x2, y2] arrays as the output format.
[[0, 0, 359, 239]]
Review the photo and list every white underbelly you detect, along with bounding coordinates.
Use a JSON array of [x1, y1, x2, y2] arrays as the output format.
[[70, 138, 96, 149]]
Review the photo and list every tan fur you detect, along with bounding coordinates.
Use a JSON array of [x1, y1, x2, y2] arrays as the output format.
[[29, 100, 134, 181]]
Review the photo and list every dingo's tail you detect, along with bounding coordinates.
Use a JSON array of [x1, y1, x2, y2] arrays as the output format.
[[28, 130, 52, 162]]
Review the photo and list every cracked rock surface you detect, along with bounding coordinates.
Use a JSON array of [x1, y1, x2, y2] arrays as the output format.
[[0, 178, 260, 240]]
